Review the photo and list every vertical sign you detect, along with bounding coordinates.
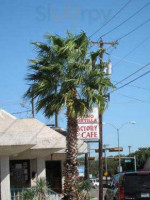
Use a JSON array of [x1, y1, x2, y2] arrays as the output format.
[[77, 107, 99, 141]]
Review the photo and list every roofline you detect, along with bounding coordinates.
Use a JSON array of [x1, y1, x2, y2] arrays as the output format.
[[116, 170, 150, 175]]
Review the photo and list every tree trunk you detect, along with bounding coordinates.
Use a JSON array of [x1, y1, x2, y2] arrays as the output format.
[[63, 109, 78, 200]]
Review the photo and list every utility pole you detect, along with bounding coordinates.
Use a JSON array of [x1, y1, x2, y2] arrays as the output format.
[[55, 87, 58, 127], [31, 97, 35, 118], [55, 112, 58, 127], [99, 39, 104, 200], [91, 39, 117, 200]]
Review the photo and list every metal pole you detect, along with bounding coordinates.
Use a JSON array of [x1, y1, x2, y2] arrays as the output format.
[[134, 156, 137, 171], [104, 148, 108, 184], [84, 153, 89, 179], [88, 143, 91, 177], [105, 149, 107, 173], [128, 145, 131, 154], [117, 128, 121, 173], [103, 145, 108, 173]]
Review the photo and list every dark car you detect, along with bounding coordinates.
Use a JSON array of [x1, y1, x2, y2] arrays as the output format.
[[105, 171, 150, 200]]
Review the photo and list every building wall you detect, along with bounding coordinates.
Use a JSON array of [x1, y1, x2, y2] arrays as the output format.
[[9, 157, 66, 193], [1, 157, 10, 200], [30, 159, 37, 187]]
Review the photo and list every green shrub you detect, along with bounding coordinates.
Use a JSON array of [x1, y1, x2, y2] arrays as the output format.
[[21, 188, 36, 200]]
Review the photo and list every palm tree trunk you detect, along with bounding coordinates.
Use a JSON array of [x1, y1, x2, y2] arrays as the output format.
[[63, 108, 79, 200]]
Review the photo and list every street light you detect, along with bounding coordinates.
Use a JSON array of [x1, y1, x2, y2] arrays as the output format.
[[103, 121, 136, 172]]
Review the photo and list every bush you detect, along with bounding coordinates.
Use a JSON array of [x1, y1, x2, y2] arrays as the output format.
[[21, 188, 36, 200], [75, 179, 92, 200], [21, 178, 48, 200]]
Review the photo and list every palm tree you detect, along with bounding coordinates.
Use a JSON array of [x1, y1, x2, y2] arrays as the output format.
[[24, 32, 113, 200]]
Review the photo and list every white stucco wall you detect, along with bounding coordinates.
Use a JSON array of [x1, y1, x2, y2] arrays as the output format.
[[37, 158, 46, 180], [0, 157, 10, 200], [30, 159, 37, 187]]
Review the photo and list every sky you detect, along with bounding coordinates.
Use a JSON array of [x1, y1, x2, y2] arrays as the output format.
[[0, 0, 150, 156]]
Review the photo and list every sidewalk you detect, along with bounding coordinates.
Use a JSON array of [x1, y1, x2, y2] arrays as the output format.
[[90, 187, 107, 200]]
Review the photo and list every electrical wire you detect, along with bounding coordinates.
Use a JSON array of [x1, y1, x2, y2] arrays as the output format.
[[111, 101, 136, 104], [113, 35, 150, 68], [89, 0, 132, 38], [115, 62, 150, 86], [11, 110, 32, 115], [115, 93, 150, 104], [112, 55, 143, 66], [100, 2, 150, 38], [113, 80, 150, 91], [111, 70, 150, 93], [117, 17, 150, 41], [128, 84, 150, 91]]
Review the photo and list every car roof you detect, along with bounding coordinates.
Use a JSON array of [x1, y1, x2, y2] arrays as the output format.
[[116, 171, 150, 176]]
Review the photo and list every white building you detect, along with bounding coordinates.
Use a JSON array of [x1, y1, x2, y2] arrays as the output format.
[[0, 110, 87, 200]]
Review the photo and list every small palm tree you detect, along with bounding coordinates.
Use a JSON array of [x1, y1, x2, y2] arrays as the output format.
[[75, 179, 92, 200], [36, 178, 47, 200], [21, 178, 47, 200], [24, 32, 113, 200]]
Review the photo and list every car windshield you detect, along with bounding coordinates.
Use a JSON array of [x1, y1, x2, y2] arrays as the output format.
[[124, 173, 150, 190]]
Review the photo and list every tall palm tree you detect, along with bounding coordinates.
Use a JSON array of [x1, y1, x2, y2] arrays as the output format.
[[24, 32, 113, 200]]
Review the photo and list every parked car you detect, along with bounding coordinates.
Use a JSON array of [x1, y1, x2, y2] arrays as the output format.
[[90, 178, 99, 188], [105, 171, 150, 200]]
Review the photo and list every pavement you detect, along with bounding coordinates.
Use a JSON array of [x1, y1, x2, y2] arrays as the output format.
[[90, 187, 107, 200]]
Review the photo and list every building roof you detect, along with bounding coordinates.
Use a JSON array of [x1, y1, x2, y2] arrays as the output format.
[[51, 127, 87, 154], [0, 110, 65, 156], [0, 110, 87, 158]]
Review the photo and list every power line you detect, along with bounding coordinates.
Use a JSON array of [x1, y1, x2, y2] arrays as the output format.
[[112, 55, 143, 66], [115, 62, 150, 86], [111, 70, 150, 93], [89, 0, 132, 38], [111, 101, 146, 104], [115, 93, 150, 104], [100, 2, 150, 38], [113, 35, 150, 68], [113, 80, 150, 92], [128, 84, 150, 91], [117, 17, 150, 41], [11, 110, 32, 115], [113, 80, 150, 91], [111, 101, 137, 104]]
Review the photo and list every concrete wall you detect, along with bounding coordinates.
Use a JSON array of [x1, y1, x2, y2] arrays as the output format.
[[37, 158, 46, 179], [30, 158, 46, 186], [30, 159, 37, 187], [0, 157, 10, 200]]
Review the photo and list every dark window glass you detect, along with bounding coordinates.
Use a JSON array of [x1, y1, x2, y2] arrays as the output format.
[[124, 173, 150, 190]]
